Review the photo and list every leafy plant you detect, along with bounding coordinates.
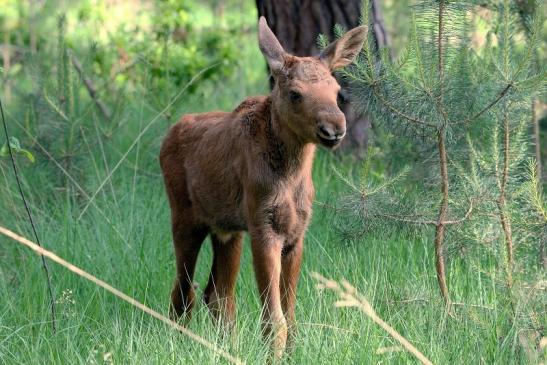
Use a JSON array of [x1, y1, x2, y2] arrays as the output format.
[[0, 136, 35, 163]]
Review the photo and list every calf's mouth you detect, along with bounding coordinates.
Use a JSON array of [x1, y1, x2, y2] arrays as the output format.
[[315, 132, 344, 148]]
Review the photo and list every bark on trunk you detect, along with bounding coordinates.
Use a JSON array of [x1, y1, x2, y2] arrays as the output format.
[[256, 0, 389, 156]]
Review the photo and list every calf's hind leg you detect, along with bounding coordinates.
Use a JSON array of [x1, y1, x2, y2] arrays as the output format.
[[161, 154, 207, 321], [168, 205, 208, 320], [203, 232, 243, 328]]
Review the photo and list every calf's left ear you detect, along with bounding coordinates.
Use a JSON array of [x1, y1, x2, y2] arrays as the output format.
[[258, 16, 286, 74], [320, 25, 368, 71]]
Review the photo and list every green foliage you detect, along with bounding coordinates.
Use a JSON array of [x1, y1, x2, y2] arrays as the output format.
[[345, 0, 544, 236], [0, 0, 242, 102], [521, 159, 547, 222], [333, 148, 414, 238], [0, 0, 254, 188], [136, 0, 239, 91]]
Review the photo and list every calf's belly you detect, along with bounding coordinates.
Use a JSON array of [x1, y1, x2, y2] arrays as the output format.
[[188, 180, 247, 233]]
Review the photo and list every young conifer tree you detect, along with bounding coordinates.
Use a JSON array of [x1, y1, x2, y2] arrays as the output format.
[[454, 0, 545, 289], [342, 0, 545, 308]]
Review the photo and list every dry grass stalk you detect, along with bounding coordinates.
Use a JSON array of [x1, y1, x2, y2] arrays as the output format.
[[312, 272, 434, 365], [376, 346, 403, 354], [0, 225, 244, 365]]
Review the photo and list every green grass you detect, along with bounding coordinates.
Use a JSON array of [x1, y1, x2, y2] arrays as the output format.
[[0, 136, 534, 364]]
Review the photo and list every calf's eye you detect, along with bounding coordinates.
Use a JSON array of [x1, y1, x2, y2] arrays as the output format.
[[289, 90, 302, 103]]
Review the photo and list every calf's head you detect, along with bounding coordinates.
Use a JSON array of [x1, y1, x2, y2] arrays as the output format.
[[258, 17, 367, 148]]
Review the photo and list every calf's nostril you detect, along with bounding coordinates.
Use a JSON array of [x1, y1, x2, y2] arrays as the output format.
[[319, 125, 331, 137]]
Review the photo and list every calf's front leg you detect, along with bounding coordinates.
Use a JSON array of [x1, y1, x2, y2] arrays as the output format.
[[280, 235, 303, 349], [250, 229, 287, 360]]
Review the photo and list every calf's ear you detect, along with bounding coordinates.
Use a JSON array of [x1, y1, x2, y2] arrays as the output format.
[[320, 25, 368, 71], [258, 16, 286, 74]]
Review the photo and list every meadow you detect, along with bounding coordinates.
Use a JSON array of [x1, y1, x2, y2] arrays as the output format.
[[1, 144, 531, 364], [1, 1, 545, 364]]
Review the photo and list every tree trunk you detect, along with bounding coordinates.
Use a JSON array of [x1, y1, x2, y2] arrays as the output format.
[[370, 0, 391, 57], [256, 0, 389, 156]]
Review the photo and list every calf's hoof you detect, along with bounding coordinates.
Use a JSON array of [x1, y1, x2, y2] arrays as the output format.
[[265, 317, 288, 362], [169, 284, 195, 322]]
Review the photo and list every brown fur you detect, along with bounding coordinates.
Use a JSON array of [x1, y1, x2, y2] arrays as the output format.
[[159, 17, 367, 359]]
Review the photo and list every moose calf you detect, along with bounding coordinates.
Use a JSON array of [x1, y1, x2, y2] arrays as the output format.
[[160, 17, 367, 358]]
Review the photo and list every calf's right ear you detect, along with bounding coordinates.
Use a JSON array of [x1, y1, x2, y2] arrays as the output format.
[[320, 25, 368, 71], [258, 16, 286, 74]]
